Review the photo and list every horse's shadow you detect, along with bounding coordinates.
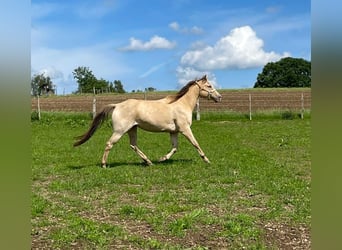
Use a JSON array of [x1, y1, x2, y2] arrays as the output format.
[[105, 161, 145, 168], [66, 161, 142, 170], [158, 158, 193, 165], [66, 158, 193, 170]]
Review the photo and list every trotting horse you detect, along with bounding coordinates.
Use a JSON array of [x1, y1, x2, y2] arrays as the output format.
[[74, 75, 222, 167]]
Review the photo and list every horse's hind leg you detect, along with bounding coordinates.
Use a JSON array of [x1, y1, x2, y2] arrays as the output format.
[[128, 126, 153, 166], [159, 132, 178, 162], [101, 132, 123, 168]]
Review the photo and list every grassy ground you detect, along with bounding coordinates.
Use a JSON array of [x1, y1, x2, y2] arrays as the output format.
[[31, 111, 311, 249]]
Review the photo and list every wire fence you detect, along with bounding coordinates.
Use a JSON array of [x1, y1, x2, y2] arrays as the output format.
[[31, 89, 311, 120]]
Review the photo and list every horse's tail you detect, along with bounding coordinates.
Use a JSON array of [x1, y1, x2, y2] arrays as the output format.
[[73, 104, 116, 147]]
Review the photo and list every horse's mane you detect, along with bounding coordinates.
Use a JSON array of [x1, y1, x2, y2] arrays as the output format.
[[168, 75, 207, 104], [167, 79, 198, 104]]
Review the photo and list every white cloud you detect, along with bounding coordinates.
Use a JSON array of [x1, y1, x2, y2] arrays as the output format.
[[119, 35, 176, 51], [190, 26, 204, 34], [169, 21, 203, 34], [180, 26, 290, 70], [176, 66, 218, 88], [169, 22, 180, 31]]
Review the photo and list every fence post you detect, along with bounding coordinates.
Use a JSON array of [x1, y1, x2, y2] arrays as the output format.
[[92, 87, 96, 119], [196, 98, 200, 121], [249, 93, 252, 121], [37, 94, 41, 120], [301, 92, 304, 119]]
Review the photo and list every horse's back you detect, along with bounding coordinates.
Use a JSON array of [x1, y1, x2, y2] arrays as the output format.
[[114, 98, 176, 132]]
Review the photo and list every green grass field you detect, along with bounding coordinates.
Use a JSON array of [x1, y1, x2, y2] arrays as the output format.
[[31, 111, 311, 249]]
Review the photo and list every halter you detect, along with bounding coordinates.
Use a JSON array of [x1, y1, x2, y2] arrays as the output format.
[[195, 81, 216, 100]]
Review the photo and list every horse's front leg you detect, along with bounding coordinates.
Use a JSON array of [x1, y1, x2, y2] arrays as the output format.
[[159, 132, 178, 162], [180, 127, 210, 163]]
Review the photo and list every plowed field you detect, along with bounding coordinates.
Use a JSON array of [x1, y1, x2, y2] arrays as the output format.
[[31, 88, 311, 113]]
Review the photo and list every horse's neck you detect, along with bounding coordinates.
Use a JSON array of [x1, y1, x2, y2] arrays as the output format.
[[178, 85, 199, 111]]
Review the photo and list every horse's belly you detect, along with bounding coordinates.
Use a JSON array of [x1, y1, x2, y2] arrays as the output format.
[[138, 121, 176, 132]]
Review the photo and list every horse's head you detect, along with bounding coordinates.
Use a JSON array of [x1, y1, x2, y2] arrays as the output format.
[[196, 75, 222, 102]]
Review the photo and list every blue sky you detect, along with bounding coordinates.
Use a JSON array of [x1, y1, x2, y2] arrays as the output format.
[[31, 0, 311, 94]]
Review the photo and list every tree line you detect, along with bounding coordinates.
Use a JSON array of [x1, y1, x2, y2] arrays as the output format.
[[72, 66, 125, 94], [31, 66, 126, 96], [31, 57, 311, 95]]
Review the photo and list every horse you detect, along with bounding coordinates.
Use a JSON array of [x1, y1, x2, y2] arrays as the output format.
[[74, 75, 222, 168]]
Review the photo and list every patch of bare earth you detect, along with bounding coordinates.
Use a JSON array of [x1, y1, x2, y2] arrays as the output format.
[[31, 230, 54, 249], [32, 196, 311, 249], [32, 171, 310, 248], [263, 222, 311, 249], [81, 205, 229, 248], [118, 219, 229, 249]]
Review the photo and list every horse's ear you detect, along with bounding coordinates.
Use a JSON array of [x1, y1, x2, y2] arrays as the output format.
[[202, 75, 207, 80]]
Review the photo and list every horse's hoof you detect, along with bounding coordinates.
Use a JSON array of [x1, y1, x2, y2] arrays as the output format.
[[158, 156, 167, 162], [144, 160, 153, 166], [203, 156, 210, 164], [102, 164, 107, 168]]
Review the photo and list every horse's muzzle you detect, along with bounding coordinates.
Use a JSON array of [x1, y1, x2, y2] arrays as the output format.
[[214, 95, 222, 102]]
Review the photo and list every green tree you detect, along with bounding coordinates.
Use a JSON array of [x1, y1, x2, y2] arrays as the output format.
[[131, 89, 143, 93], [145, 87, 156, 92], [72, 66, 98, 93], [31, 73, 55, 96], [113, 80, 126, 93], [73, 67, 126, 94], [254, 57, 311, 88], [109, 82, 115, 92], [96, 78, 111, 93]]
